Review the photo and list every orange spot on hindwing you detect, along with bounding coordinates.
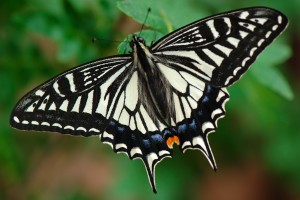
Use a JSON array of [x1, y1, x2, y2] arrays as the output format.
[[166, 136, 180, 148]]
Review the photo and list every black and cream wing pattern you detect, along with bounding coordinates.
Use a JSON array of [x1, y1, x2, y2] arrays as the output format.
[[10, 7, 288, 193]]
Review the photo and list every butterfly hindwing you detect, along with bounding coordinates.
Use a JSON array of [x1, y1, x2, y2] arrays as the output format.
[[174, 85, 229, 169], [153, 59, 229, 169]]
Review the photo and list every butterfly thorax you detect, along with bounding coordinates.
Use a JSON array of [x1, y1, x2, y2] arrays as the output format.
[[130, 35, 176, 128]]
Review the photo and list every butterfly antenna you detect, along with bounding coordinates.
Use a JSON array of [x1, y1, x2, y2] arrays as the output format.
[[138, 8, 151, 37]]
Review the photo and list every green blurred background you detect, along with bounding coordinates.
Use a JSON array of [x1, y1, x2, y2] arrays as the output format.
[[1, 0, 300, 199]]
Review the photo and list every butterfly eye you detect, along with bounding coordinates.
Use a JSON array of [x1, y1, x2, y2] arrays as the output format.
[[138, 37, 145, 43]]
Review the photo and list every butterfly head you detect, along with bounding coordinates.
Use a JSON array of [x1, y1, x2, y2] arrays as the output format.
[[130, 35, 146, 49]]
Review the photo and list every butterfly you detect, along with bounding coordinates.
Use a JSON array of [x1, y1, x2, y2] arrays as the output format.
[[10, 7, 288, 193]]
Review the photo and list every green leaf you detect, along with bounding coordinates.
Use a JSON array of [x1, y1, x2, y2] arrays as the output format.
[[117, 0, 210, 33], [117, 0, 168, 33], [250, 40, 293, 100]]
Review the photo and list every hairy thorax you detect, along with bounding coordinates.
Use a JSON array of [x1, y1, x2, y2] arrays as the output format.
[[133, 44, 176, 129]]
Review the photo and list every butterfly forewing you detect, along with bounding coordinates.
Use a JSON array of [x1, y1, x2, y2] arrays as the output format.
[[10, 7, 288, 193], [10, 56, 132, 136], [152, 7, 288, 87]]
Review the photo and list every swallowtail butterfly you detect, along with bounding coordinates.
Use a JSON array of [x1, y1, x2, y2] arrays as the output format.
[[10, 7, 288, 193]]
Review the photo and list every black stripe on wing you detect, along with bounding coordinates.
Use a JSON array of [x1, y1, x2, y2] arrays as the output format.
[[152, 7, 288, 87]]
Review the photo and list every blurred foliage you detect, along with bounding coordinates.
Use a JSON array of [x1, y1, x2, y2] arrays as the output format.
[[1, 0, 300, 199]]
